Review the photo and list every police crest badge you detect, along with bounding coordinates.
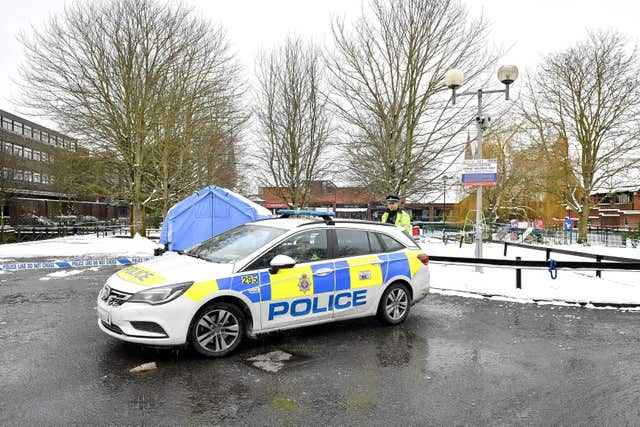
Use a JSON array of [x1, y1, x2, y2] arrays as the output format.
[[298, 273, 311, 293]]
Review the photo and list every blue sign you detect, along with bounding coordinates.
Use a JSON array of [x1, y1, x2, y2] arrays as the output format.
[[563, 218, 573, 231]]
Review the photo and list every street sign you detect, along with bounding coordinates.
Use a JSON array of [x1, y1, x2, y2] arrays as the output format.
[[461, 159, 497, 186], [564, 217, 573, 231]]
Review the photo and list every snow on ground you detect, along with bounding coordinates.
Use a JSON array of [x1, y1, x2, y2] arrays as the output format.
[[39, 269, 86, 280], [0, 233, 156, 261], [1, 233, 639, 308], [420, 238, 640, 308]]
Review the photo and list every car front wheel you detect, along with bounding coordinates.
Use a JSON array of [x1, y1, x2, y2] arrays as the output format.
[[377, 283, 411, 325], [189, 301, 245, 357]]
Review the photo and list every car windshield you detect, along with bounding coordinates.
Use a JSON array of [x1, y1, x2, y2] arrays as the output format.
[[186, 224, 287, 263]]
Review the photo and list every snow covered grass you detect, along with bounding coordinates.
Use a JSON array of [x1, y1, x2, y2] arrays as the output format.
[[0, 233, 157, 261]]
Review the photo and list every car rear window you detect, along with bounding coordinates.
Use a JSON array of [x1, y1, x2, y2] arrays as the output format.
[[377, 233, 405, 252], [336, 229, 371, 258]]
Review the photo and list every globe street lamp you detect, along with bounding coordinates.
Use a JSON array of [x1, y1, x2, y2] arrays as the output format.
[[444, 65, 518, 271]]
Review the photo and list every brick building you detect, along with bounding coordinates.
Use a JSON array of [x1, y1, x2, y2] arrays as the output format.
[[0, 110, 126, 225], [567, 189, 640, 229], [258, 180, 455, 222]]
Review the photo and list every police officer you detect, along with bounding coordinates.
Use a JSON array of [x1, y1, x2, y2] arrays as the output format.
[[381, 195, 411, 234]]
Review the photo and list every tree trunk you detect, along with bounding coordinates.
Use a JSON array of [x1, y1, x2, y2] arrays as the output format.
[[578, 199, 590, 244]]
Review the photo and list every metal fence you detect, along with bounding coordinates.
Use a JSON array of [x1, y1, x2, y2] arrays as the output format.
[[416, 222, 635, 248], [2, 225, 129, 242]]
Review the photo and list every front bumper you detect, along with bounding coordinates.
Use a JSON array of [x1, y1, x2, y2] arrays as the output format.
[[96, 297, 196, 346]]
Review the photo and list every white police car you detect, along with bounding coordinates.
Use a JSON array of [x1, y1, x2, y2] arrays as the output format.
[[97, 211, 430, 357]]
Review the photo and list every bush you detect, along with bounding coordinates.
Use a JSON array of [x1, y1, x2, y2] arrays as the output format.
[[623, 228, 640, 248]]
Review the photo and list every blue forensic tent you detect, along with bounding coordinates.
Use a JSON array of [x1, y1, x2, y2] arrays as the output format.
[[159, 186, 272, 251]]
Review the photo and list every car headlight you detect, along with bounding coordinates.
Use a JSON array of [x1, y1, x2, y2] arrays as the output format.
[[127, 281, 194, 305]]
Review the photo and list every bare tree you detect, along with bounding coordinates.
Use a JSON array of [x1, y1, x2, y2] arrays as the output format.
[[522, 31, 640, 242], [18, 0, 244, 235], [328, 0, 497, 200], [147, 51, 247, 218], [254, 37, 333, 209]]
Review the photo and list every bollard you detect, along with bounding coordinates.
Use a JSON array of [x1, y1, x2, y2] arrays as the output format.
[[546, 248, 551, 261], [503, 242, 508, 257], [596, 255, 602, 278], [516, 256, 522, 289]]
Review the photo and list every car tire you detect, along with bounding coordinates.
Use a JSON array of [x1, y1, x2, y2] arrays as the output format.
[[189, 301, 245, 357], [377, 282, 411, 325]]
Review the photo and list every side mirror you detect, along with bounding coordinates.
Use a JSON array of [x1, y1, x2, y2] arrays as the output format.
[[269, 254, 296, 274]]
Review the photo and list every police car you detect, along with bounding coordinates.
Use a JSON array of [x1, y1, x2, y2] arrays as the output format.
[[97, 211, 430, 357]]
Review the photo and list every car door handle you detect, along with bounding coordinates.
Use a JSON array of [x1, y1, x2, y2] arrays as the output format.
[[371, 260, 384, 265], [314, 268, 334, 276]]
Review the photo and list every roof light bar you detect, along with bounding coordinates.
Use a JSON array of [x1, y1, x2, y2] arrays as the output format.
[[278, 209, 335, 225], [278, 210, 335, 217]]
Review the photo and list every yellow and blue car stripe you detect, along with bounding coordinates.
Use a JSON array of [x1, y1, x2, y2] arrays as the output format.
[[182, 250, 423, 305]]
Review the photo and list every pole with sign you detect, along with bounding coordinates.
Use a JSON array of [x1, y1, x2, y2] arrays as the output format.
[[564, 217, 573, 244], [444, 65, 517, 273], [461, 156, 497, 272]]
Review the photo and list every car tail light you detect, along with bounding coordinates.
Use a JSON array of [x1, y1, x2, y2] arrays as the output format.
[[417, 253, 429, 265]]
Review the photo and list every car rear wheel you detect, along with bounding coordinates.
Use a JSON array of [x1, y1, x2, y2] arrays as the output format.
[[189, 302, 245, 357], [377, 283, 411, 325]]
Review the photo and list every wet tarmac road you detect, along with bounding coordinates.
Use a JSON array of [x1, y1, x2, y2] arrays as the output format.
[[1, 266, 640, 426]]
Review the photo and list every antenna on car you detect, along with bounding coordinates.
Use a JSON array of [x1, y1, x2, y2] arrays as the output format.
[[277, 209, 335, 225]]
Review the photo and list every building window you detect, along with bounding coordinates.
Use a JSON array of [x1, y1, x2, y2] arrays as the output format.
[[618, 194, 630, 204], [2, 141, 11, 154], [13, 144, 23, 157], [40, 131, 48, 143], [23, 125, 32, 138], [15, 170, 23, 181], [33, 172, 41, 183], [24, 147, 32, 160], [33, 129, 40, 141], [33, 150, 41, 162], [42, 174, 49, 184], [24, 171, 32, 182], [41, 152, 49, 162], [1, 117, 11, 131]]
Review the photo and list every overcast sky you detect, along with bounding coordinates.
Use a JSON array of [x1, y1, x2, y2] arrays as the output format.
[[1, 0, 639, 128]]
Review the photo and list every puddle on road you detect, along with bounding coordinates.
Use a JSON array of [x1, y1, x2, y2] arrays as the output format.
[[245, 350, 311, 373]]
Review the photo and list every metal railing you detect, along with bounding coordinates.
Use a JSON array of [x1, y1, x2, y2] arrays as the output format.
[[429, 254, 640, 295], [0, 224, 130, 243]]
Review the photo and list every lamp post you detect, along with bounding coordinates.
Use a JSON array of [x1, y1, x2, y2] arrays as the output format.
[[442, 175, 452, 230], [444, 65, 518, 271]]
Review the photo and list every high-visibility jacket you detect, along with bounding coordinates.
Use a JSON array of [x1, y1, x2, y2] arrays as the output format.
[[381, 209, 412, 234]]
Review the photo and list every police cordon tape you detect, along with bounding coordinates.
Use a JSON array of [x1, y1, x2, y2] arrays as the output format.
[[0, 257, 153, 272]]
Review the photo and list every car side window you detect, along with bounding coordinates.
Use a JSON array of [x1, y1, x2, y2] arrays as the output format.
[[368, 232, 384, 253], [377, 233, 405, 252], [336, 229, 371, 258], [245, 230, 329, 271]]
